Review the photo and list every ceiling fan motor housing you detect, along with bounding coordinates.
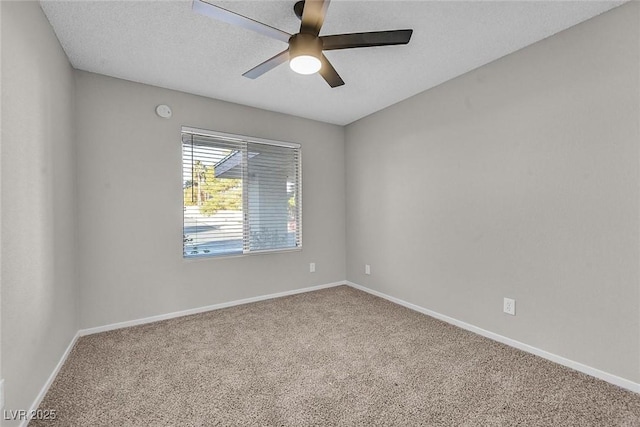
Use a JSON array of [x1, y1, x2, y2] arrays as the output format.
[[289, 33, 323, 60]]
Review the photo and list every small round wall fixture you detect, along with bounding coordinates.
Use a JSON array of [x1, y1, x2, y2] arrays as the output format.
[[155, 104, 172, 119]]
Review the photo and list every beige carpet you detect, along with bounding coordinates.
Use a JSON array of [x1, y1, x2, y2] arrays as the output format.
[[31, 285, 639, 426]]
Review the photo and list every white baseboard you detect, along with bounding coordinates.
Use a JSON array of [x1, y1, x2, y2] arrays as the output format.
[[20, 331, 80, 427], [79, 281, 346, 336], [346, 281, 639, 394]]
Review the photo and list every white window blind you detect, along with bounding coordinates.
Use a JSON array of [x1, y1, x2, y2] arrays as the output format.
[[182, 127, 301, 258]]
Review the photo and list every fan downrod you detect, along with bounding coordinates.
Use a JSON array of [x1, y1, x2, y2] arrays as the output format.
[[293, 1, 305, 20]]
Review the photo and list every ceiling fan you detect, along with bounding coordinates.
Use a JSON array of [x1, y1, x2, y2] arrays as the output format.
[[192, 0, 413, 88]]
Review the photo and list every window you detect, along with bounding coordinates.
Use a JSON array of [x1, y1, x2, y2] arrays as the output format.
[[182, 127, 301, 258]]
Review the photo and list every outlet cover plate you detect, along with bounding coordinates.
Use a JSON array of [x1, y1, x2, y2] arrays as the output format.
[[365, 264, 371, 275], [309, 262, 315, 273], [503, 298, 516, 315]]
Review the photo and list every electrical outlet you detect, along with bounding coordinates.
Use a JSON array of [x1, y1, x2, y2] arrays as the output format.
[[365, 264, 371, 275], [309, 262, 315, 273], [503, 298, 516, 315], [0, 378, 5, 410]]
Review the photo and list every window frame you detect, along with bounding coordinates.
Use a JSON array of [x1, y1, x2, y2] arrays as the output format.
[[181, 126, 302, 259]]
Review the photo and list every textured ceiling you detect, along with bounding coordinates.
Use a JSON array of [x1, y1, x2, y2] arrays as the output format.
[[40, 0, 626, 125]]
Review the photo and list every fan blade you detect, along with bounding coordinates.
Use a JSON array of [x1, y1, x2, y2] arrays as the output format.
[[319, 54, 344, 88], [321, 29, 413, 50], [192, 0, 291, 43], [243, 50, 290, 79], [300, 0, 330, 37]]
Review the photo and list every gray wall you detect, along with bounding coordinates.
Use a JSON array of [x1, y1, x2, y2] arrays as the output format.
[[1, 0, 78, 421], [346, 2, 639, 383], [75, 71, 346, 329]]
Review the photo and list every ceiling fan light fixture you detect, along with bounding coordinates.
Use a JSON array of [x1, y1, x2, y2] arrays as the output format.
[[288, 33, 323, 75], [290, 55, 321, 75]]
